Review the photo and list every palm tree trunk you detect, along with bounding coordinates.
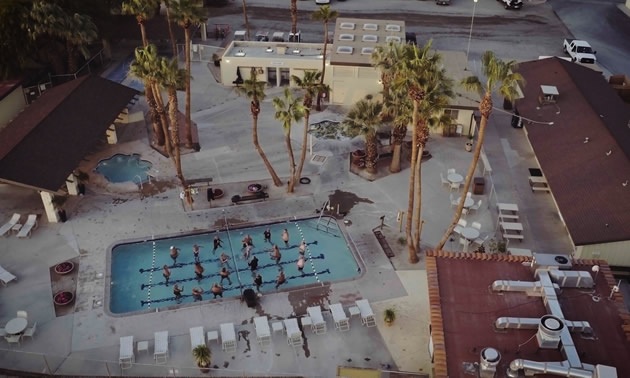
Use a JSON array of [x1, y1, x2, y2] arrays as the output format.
[[295, 109, 310, 181], [436, 93, 491, 250], [184, 27, 193, 148], [316, 22, 329, 111], [164, 2, 178, 58], [285, 132, 297, 193], [168, 87, 190, 204], [252, 112, 283, 186], [242, 0, 251, 40], [389, 125, 406, 173], [290, 0, 297, 35], [152, 83, 173, 158], [66, 42, 78, 74], [145, 83, 166, 146], [412, 143, 423, 260], [140, 20, 148, 47], [406, 100, 419, 261], [365, 133, 378, 174]]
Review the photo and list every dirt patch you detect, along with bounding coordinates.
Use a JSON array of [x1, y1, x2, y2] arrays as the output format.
[[49, 257, 80, 317], [328, 190, 373, 215]]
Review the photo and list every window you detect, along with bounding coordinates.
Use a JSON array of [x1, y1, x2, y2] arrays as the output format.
[[444, 109, 459, 120], [363, 23, 378, 31], [336, 46, 354, 54], [362, 35, 378, 42]]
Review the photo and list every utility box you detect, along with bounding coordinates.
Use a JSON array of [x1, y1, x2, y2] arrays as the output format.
[[473, 177, 485, 195]]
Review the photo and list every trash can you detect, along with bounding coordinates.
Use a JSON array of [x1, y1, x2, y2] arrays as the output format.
[[473, 177, 485, 195]]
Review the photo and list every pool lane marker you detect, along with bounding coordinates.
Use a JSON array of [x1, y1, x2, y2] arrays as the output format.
[[292, 219, 323, 286], [147, 239, 156, 308]]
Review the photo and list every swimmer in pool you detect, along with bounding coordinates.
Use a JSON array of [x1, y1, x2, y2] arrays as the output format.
[[193, 244, 201, 263], [263, 229, 272, 243], [162, 264, 171, 286], [243, 245, 252, 260], [213, 236, 223, 253], [170, 246, 180, 263], [242, 234, 253, 249], [281, 229, 289, 247], [275, 270, 286, 290], [194, 262, 204, 283], [298, 240, 306, 255], [220, 252, 230, 265], [192, 287, 204, 302], [220, 267, 232, 285], [211, 283, 223, 298], [173, 284, 184, 303], [297, 255, 305, 275], [254, 274, 263, 292], [269, 245, 281, 263], [248, 256, 259, 271]]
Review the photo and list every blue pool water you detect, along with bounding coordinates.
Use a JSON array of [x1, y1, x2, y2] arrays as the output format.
[[105, 55, 144, 91], [94, 153, 152, 184], [109, 217, 360, 314]]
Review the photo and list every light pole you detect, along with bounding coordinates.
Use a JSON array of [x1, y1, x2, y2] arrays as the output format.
[[465, 0, 479, 63]]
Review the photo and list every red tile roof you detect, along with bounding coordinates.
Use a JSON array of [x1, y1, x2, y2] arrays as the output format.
[[515, 58, 630, 245], [425, 250, 630, 378]]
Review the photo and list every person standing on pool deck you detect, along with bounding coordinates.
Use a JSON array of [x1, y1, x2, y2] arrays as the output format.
[[254, 274, 263, 292], [248, 256, 259, 271], [170, 246, 180, 263], [213, 236, 223, 253], [192, 287, 204, 302], [263, 229, 272, 243], [275, 270, 286, 289], [193, 244, 201, 263], [298, 240, 307, 255], [211, 283, 223, 298], [173, 284, 184, 303], [297, 255, 305, 275], [194, 262, 205, 283], [220, 267, 232, 285], [281, 229, 289, 247], [162, 264, 171, 286], [269, 245, 281, 264]]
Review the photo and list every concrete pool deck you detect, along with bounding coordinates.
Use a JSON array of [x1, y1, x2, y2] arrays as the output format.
[[0, 59, 574, 376]]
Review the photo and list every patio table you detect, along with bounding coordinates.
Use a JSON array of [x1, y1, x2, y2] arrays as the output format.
[[5, 318, 27, 335], [457, 197, 475, 208], [447, 173, 463, 184]]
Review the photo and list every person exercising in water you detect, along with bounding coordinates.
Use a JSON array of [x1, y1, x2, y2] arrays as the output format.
[[170, 246, 180, 263], [263, 229, 272, 243], [281, 229, 289, 247], [268, 244, 282, 264], [298, 240, 306, 255], [213, 235, 223, 253], [163, 264, 171, 286], [297, 255, 305, 275]]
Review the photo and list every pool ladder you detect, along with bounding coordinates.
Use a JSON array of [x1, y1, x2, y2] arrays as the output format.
[[315, 200, 336, 234]]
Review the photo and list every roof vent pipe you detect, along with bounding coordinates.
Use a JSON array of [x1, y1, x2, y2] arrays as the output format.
[[507, 359, 594, 378], [480, 347, 501, 378], [537, 315, 564, 349]]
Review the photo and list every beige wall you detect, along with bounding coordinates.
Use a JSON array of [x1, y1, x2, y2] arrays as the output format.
[[626, 0, 630, 9], [330, 65, 382, 105], [431, 108, 476, 136], [575, 240, 630, 267], [0, 86, 26, 130]]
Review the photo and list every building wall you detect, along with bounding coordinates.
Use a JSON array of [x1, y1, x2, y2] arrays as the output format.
[[575, 240, 630, 267], [330, 65, 382, 105], [431, 108, 476, 136], [0, 86, 26, 130]]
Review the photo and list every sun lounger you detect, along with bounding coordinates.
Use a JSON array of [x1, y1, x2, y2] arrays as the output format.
[[220, 323, 237, 353], [283, 318, 303, 347], [153, 331, 168, 364], [16, 214, 38, 238], [356, 299, 376, 327], [0, 213, 21, 237], [119, 336, 134, 370], [307, 306, 327, 335], [0, 265, 17, 286], [330, 303, 350, 332], [190, 326, 205, 349], [254, 316, 271, 346]]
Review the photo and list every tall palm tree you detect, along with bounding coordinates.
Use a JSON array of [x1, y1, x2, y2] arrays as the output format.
[[291, 70, 325, 181], [437, 51, 524, 250], [312, 5, 338, 111], [343, 99, 384, 174], [273, 88, 305, 193], [170, 0, 207, 149], [241, 0, 251, 40], [381, 85, 411, 174], [236, 69, 283, 187], [290, 0, 298, 35], [157, 57, 191, 203], [163, 0, 178, 58], [130, 44, 172, 157], [121, 0, 166, 146]]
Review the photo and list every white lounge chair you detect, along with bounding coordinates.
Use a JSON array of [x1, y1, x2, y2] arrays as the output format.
[[0, 213, 21, 237], [119, 336, 134, 370], [283, 318, 303, 347], [17, 214, 38, 238], [307, 306, 327, 335], [22, 322, 37, 340], [254, 316, 271, 346], [0, 266, 17, 286], [449, 193, 458, 208], [220, 323, 237, 353], [189, 326, 205, 348], [356, 299, 376, 327], [440, 173, 450, 187], [154, 331, 169, 364], [330, 303, 350, 332]]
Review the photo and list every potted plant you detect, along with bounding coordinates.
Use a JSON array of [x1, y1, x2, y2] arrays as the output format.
[[53, 291, 75, 306], [384, 307, 396, 326], [192, 344, 212, 373], [465, 136, 474, 152], [55, 261, 75, 275]]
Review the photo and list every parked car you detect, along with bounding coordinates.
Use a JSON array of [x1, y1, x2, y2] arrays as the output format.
[[563, 39, 597, 64], [405, 32, 417, 45], [499, 0, 522, 10], [436, 0, 450, 5]]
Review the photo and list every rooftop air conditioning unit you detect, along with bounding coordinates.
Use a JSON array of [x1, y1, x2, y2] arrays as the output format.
[[337, 46, 353, 54], [363, 23, 378, 31], [479, 347, 501, 378], [536, 315, 563, 349], [361, 47, 374, 55], [362, 35, 378, 42], [385, 24, 401, 32], [339, 34, 355, 41], [386, 36, 401, 43], [340, 22, 355, 30], [532, 254, 572, 270]]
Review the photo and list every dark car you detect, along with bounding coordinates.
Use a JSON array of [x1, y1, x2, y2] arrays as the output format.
[[500, 0, 523, 9], [405, 32, 417, 45]]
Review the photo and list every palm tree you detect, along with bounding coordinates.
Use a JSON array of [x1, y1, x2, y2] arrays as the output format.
[[312, 5, 338, 111], [291, 70, 326, 181], [170, 0, 207, 149], [436, 51, 524, 250], [381, 84, 411, 173], [343, 99, 384, 174], [236, 69, 283, 187], [121, 0, 166, 146], [273, 88, 305, 193], [241, 0, 251, 40], [163, 1, 178, 58], [130, 44, 172, 156], [290, 0, 298, 35], [157, 57, 192, 203]]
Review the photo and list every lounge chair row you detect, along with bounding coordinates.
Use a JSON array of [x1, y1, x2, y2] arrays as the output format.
[[0, 213, 39, 238]]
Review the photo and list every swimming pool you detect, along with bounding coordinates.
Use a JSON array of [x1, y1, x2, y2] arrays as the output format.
[[94, 153, 152, 184], [108, 217, 361, 314]]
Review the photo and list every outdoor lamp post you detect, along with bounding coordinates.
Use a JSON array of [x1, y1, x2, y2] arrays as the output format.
[[465, 0, 479, 63]]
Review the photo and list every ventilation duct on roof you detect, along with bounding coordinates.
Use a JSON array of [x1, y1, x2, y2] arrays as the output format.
[[480, 348, 501, 378], [537, 315, 564, 349], [548, 270, 594, 288]]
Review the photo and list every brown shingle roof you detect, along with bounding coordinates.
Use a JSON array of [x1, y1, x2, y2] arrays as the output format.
[[425, 250, 630, 378], [0, 75, 138, 192], [515, 57, 630, 245]]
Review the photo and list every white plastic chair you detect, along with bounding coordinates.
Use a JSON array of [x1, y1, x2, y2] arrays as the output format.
[[447, 168, 456, 175], [469, 199, 482, 214], [466, 191, 472, 198], [0, 329, 6, 337], [449, 194, 458, 208], [17, 311, 27, 319], [453, 219, 467, 235], [22, 322, 37, 340], [473, 235, 489, 248], [440, 173, 449, 187], [471, 222, 482, 231], [5, 334, 21, 346], [449, 182, 460, 192]]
